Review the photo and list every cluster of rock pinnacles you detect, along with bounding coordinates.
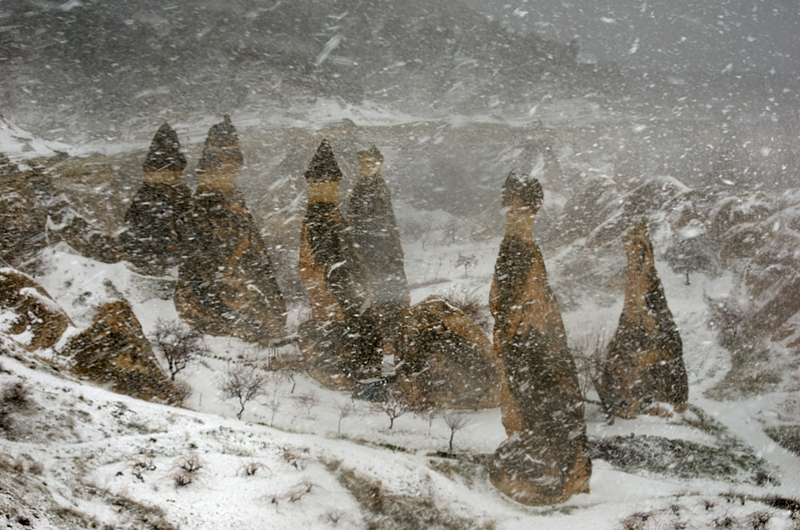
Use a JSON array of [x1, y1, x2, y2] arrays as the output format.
[[0, 116, 690, 507]]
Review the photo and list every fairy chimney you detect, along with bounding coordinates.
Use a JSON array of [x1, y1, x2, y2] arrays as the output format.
[[488, 171, 590, 505], [348, 145, 410, 358], [120, 123, 191, 276], [298, 140, 381, 389], [174, 116, 286, 344], [601, 221, 688, 417]]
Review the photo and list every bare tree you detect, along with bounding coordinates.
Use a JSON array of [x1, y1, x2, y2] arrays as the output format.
[[219, 363, 268, 419], [150, 318, 209, 381], [295, 390, 320, 418], [442, 412, 470, 452], [454, 254, 478, 278], [371, 387, 413, 429], [415, 402, 441, 436], [336, 400, 355, 436]]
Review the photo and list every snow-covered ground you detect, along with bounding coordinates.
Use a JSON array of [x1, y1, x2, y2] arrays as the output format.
[[2, 230, 799, 529]]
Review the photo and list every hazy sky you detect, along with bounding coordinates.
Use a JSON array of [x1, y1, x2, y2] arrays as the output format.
[[466, 0, 800, 77]]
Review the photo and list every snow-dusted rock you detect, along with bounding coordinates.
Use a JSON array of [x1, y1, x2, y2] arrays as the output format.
[[602, 221, 689, 418], [0, 267, 72, 351], [489, 172, 590, 505]]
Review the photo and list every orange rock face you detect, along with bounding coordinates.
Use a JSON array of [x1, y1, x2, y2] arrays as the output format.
[[489, 172, 590, 506], [602, 221, 688, 417], [63, 300, 180, 403]]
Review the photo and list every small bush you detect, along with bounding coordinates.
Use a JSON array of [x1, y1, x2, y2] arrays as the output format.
[[238, 461, 270, 477]]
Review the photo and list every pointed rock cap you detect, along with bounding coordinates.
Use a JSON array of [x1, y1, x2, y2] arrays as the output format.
[[357, 145, 384, 177], [502, 171, 544, 210], [143, 123, 187, 173], [197, 115, 244, 173], [305, 139, 342, 183]]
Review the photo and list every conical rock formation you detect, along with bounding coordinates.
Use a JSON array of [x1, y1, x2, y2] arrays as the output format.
[[175, 116, 285, 344], [601, 221, 688, 418], [63, 300, 180, 403], [489, 172, 590, 505], [120, 123, 191, 276], [348, 145, 410, 358], [0, 267, 73, 351], [399, 296, 499, 409], [298, 140, 380, 389]]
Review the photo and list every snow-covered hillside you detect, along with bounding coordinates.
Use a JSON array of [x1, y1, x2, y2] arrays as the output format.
[[2, 237, 799, 529]]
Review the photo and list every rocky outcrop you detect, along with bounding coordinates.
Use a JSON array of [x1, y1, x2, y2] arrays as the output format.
[[489, 172, 590, 506], [175, 116, 286, 344], [298, 140, 380, 389], [120, 123, 191, 276], [0, 154, 48, 267], [602, 221, 688, 417], [63, 300, 180, 403], [0, 268, 72, 351], [348, 145, 410, 358], [399, 296, 499, 410]]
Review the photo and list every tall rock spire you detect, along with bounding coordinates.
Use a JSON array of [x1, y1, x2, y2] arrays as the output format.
[[120, 123, 191, 275], [601, 221, 688, 417], [348, 145, 409, 359], [174, 116, 285, 344], [298, 140, 380, 389], [488, 171, 590, 505]]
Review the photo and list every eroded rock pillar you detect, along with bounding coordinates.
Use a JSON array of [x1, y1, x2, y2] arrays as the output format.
[[175, 116, 285, 344], [601, 221, 688, 417], [489, 172, 590, 505], [299, 140, 380, 389]]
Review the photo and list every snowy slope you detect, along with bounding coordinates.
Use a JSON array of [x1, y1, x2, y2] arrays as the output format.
[[2, 236, 799, 529]]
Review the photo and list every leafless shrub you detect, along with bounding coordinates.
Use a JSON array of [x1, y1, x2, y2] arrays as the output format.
[[295, 390, 320, 419], [219, 362, 268, 419], [445, 286, 492, 333], [173, 379, 193, 403], [371, 387, 414, 430], [151, 318, 209, 381], [282, 449, 308, 470], [442, 412, 470, 453], [238, 461, 270, 477], [747, 511, 771, 530], [454, 253, 478, 278], [322, 509, 345, 525], [172, 471, 193, 488], [0, 381, 32, 433], [129, 455, 156, 481], [174, 454, 204, 473], [568, 327, 609, 401]]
